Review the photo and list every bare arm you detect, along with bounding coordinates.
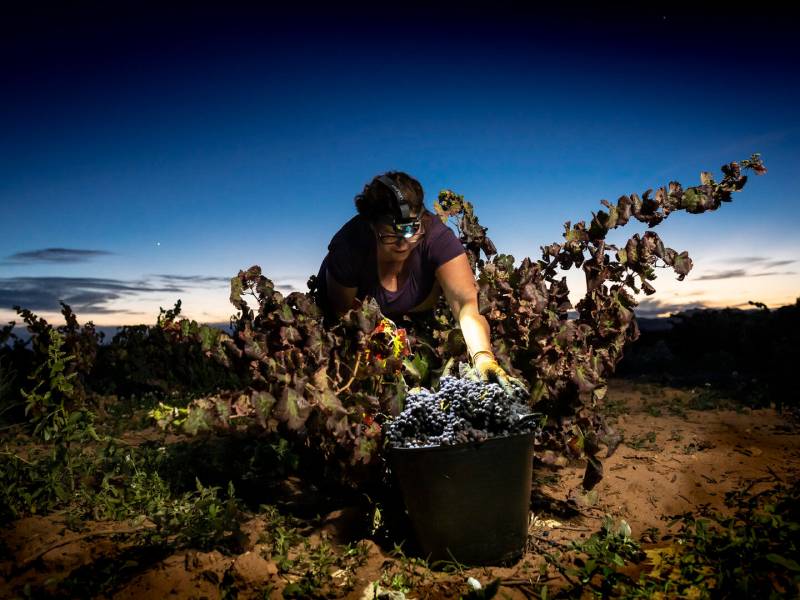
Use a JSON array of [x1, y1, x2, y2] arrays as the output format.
[[435, 254, 527, 395], [326, 267, 359, 318], [435, 254, 493, 366]]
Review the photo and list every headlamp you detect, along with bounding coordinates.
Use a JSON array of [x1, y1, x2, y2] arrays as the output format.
[[375, 174, 422, 238], [395, 220, 422, 238], [377, 214, 422, 238]]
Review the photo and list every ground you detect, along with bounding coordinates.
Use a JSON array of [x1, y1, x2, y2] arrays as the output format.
[[2, 379, 798, 599]]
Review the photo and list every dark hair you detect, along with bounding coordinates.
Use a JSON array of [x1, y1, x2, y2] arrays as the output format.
[[354, 171, 429, 224]]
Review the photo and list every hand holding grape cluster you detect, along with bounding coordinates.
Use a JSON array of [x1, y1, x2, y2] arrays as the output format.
[[386, 374, 540, 449], [469, 351, 529, 398]]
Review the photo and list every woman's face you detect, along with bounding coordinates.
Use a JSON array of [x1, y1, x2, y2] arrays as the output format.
[[371, 213, 424, 260]]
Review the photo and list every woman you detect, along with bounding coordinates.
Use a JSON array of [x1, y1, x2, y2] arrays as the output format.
[[316, 171, 524, 395]]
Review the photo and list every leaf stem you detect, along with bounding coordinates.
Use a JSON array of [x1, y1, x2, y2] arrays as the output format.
[[335, 351, 362, 394]]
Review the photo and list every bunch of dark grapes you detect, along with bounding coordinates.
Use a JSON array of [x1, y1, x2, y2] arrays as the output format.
[[387, 376, 539, 449]]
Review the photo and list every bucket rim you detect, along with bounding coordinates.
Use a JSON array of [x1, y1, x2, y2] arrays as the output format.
[[387, 430, 536, 454]]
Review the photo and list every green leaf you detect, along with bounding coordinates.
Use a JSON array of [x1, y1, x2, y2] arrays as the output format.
[[318, 389, 344, 414], [592, 385, 607, 402], [184, 404, 214, 435], [229, 275, 244, 306], [250, 390, 277, 426], [354, 435, 378, 464], [279, 303, 294, 324], [767, 553, 800, 571], [275, 386, 311, 430], [403, 352, 429, 383]]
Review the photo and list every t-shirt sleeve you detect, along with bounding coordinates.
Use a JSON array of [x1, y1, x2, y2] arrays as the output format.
[[427, 220, 466, 269], [325, 230, 364, 288]]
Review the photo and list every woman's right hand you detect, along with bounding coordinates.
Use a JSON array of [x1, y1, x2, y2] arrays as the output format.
[[474, 353, 529, 399]]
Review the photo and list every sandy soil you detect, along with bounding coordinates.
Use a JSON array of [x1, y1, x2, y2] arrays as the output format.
[[2, 379, 798, 599]]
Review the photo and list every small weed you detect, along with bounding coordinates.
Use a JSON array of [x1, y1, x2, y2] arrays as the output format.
[[645, 404, 662, 417], [682, 440, 715, 454], [667, 429, 683, 442], [545, 516, 643, 595], [341, 540, 371, 569], [254, 505, 375, 597], [257, 505, 304, 571], [624, 431, 659, 451], [688, 386, 736, 411], [600, 396, 627, 417], [380, 542, 431, 593], [666, 401, 688, 418]]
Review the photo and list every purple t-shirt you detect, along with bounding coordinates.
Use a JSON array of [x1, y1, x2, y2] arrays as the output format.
[[317, 212, 466, 319]]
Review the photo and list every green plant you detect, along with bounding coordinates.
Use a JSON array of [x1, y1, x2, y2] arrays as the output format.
[[544, 482, 800, 598], [667, 429, 683, 442], [625, 430, 658, 451], [654, 482, 800, 597], [21, 328, 77, 440], [341, 539, 371, 568], [599, 394, 627, 417], [0, 354, 19, 414], [687, 386, 738, 411], [545, 516, 645, 596], [645, 404, 662, 417], [0, 329, 103, 524], [87, 445, 244, 551], [257, 503, 305, 571], [164, 478, 242, 551], [0, 442, 92, 522], [379, 542, 431, 593], [281, 539, 340, 597]]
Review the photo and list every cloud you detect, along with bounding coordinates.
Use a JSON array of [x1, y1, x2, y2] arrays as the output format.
[[720, 256, 766, 263], [695, 269, 796, 281], [720, 257, 796, 269], [634, 298, 711, 318], [0, 276, 184, 314], [150, 274, 232, 284], [752, 271, 795, 277], [274, 278, 307, 295], [763, 260, 796, 268], [695, 269, 747, 281], [0, 273, 309, 316], [1, 248, 114, 265], [150, 273, 307, 292]]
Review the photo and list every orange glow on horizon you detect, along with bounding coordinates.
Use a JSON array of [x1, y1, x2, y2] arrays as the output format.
[[2, 286, 797, 329]]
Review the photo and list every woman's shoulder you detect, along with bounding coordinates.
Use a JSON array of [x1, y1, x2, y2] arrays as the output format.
[[330, 214, 372, 249], [422, 211, 466, 267], [324, 215, 372, 288], [423, 211, 458, 243]]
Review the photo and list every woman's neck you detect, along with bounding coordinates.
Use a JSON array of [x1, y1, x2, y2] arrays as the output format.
[[377, 255, 407, 275]]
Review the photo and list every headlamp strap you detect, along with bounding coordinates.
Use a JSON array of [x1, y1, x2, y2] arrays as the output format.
[[377, 175, 411, 220]]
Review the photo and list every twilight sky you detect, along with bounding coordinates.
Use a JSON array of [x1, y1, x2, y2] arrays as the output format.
[[1, 2, 798, 330]]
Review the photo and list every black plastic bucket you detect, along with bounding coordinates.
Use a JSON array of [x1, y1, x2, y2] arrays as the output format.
[[388, 431, 535, 566]]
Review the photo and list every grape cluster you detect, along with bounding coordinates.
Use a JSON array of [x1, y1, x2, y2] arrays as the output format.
[[386, 376, 539, 449]]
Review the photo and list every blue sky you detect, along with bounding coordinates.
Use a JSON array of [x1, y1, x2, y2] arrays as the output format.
[[1, 3, 798, 329]]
